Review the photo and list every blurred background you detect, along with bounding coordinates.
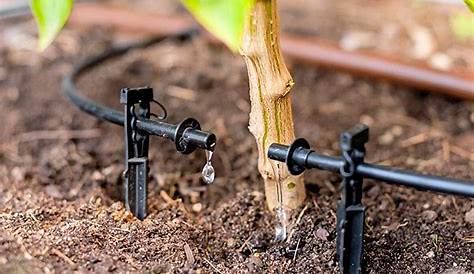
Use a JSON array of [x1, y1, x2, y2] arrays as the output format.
[[2, 0, 474, 68]]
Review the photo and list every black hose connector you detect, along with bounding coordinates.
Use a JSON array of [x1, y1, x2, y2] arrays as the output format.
[[270, 125, 474, 274], [61, 29, 216, 152], [269, 138, 311, 175], [135, 118, 216, 153], [61, 30, 218, 221], [268, 134, 474, 198]]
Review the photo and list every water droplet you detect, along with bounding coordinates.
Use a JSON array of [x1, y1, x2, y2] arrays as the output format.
[[274, 206, 288, 241], [275, 224, 286, 241], [201, 150, 215, 184]]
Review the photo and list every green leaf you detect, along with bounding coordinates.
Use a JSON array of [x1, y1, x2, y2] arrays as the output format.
[[182, 0, 253, 52], [465, 0, 474, 12], [31, 0, 74, 51], [450, 13, 474, 40]]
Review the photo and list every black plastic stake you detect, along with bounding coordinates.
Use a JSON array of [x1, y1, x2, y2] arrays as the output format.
[[336, 124, 368, 274], [118, 87, 217, 220], [62, 32, 217, 221], [267, 123, 474, 274], [121, 87, 153, 220]]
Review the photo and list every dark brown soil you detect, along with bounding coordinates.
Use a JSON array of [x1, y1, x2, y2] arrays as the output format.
[[0, 1, 473, 273]]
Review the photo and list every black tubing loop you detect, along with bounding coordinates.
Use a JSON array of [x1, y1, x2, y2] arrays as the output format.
[[62, 29, 199, 127], [62, 28, 218, 152]]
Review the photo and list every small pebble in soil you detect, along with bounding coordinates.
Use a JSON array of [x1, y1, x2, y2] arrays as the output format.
[[192, 203, 202, 213], [426, 250, 435, 258], [11, 167, 25, 182], [422, 210, 438, 223], [226, 238, 236, 248], [45, 185, 63, 199], [464, 208, 474, 224], [390, 125, 403, 136], [247, 255, 263, 271], [379, 200, 389, 211], [315, 228, 329, 241], [367, 185, 380, 198], [378, 131, 395, 145], [91, 170, 105, 181], [359, 115, 374, 126], [429, 52, 453, 71]]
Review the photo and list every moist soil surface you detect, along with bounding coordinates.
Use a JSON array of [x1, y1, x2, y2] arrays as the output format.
[[0, 1, 473, 274]]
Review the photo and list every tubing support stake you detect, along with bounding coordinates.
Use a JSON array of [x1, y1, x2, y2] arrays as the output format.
[[62, 33, 217, 222], [120, 87, 217, 220], [268, 123, 474, 274], [121, 87, 153, 220], [337, 124, 368, 274]]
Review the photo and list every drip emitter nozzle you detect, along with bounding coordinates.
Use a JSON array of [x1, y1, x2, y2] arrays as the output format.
[[122, 87, 216, 220], [268, 123, 474, 274], [135, 117, 216, 153]]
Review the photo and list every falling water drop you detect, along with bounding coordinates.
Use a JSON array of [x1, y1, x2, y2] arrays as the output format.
[[201, 150, 215, 184], [275, 205, 288, 241], [268, 161, 288, 241]]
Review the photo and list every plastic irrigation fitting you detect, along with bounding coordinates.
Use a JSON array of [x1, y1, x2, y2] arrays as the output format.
[[136, 117, 216, 154], [268, 123, 474, 274], [62, 31, 216, 221], [122, 87, 216, 220], [268, 130, 474, 198]]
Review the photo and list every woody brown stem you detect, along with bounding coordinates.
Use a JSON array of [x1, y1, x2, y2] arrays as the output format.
[[240, 0, 305, 210]]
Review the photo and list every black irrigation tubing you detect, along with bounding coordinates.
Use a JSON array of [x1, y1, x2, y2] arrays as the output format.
[[268, 124, 474, 274], [268, 133, 474, 198], [16, 7, 474, 273], [62, 29, 218, 220], [61, 29, 217, 151], [62, 35, 170, 126]]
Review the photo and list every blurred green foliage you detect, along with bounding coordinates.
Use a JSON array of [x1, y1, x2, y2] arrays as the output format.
[[181, 0, 254, 51], [464, 0, 474, 12], [31, 0, 73, 51], [30, 0, 254, 52], [451, 13, 474, 40]]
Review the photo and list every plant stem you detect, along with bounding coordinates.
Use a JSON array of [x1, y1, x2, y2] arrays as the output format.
[[240, 0, 305, 210]]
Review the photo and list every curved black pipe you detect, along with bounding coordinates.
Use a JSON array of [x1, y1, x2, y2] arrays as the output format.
[[62, 29, 216, 151]]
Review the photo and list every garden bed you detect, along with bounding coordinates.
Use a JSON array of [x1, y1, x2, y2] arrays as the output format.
[[0, 1, 473, 273]]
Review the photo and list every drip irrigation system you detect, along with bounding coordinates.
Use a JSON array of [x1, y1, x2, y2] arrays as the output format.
[[63, 27, 473, 273], [268, 125, 474, 274], [3, 2, 472, 273], [63, 30, 217, 220]]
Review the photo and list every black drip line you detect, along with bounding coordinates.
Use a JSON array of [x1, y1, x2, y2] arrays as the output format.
[[62, 29, 216, 220], [268, 124, 474, 274], [61, 26, 473, 274]]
